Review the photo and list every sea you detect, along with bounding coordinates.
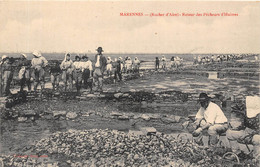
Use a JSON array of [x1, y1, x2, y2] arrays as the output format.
[[0, 52, 210, 61]]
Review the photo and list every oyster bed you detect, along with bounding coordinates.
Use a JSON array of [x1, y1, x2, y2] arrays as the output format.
[[0, 129, 240, 167]]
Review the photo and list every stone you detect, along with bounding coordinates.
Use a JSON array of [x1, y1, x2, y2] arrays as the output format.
[[122, 93, 130, 97], [174, 116, 181, 122], [128, 130, 144, 136], [140, 127, 157, 135], [99, 94, 106, 98], [22, 110, 37, 116], [18, 117, 27, 122], [77, 96, 87, 100], [182, 121, 190, 129], [149, 114, 161, 119], [161, 117, 176, 123], [141, 114, 150, 121], [114, 93, 123, 98], [43, 115, 53, 120], [66, 112, 78, 119], [87, 94, 97, 98], [0, 103, 5, 110], [53, 110, 67, 117], [118, 115, 129, 120], [110, 112, 123, 116], [129, 89, 136, 92], [141, 101, 148, 108]]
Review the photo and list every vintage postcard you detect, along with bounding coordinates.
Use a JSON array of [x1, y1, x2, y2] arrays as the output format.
[[0, 1, 259, 166]]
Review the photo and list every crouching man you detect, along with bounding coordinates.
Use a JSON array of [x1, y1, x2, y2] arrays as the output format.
[[226, 96, 260, 161], [192, 93, 228, 146]]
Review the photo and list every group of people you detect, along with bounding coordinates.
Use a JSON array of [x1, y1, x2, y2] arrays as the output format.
[[155, 55, 183, 70], [0, 51, 48, 96], [193, 54, 250, 65], [0, 47, 143, 96], [191, 93, 260, 161]]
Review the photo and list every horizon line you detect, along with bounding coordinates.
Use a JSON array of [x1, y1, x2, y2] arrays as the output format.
[[0, 51, 259, 55]]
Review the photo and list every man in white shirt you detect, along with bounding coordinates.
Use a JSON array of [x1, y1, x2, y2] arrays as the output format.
[[193, 93, 228, 146], [81, 55, 93, 93], [93, 47, 107, 92], [31, 51, 48, 92]]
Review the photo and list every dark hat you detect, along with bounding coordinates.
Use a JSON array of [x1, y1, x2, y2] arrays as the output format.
[[198, 93, 210, 102], [96, 47, 104, 52], [82, 55, 88, 59], [75, 55, 81, 60]]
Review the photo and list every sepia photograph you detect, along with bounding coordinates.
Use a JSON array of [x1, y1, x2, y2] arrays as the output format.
[[0, 1, 260, 166]]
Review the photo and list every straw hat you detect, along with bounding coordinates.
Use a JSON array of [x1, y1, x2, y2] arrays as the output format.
[[2, 55, 8, 60], [21, 53, 27, 58], [32, 51, 42, 57]]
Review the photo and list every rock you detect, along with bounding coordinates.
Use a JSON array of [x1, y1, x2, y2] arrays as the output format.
[[161, 115, 182, 123], [161, 117, 175, 123], [0, 103, 5, 110], [118, 115, 129, 120], [129, 89, 136, 92], [22, 110, 37, 116], [54, 92, 60, 96], [147, 114, 161, 119], [141, 114, 150, 121], [87, 94, 97, 98], [66, 112, 78, 119], [122, 93, 130, 97], [18, 117, 27, 122], [182, 121, 190, 129], [110, 112, 123, 116], [76, 96, 87, 100], [141, 101, 148, 108], [139, 127, 157, 135], [43, 115, 53, 120], [114, 93, 123, 98], [99, 94, 106, 98], [0, 97, 7, 102], [174, 116, 181, 122], [53, 110, 67, 117], [128, 130, 143, 136]]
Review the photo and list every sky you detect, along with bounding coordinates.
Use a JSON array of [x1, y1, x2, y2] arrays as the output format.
[[0, 1, 260, 54]]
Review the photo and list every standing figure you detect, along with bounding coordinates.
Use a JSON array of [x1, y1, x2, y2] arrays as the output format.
[[125, 57, 132, 73], [73, 55, 83, 94], [60, 53, 74, 91], [197, 56, 202, 65], [133, 57, 140, 73], [174, 56, 181, 69], [113, 58, 122, 82], [31, 51, 48, 92], [170, 56, 175, 69], [118, 57, 124, 72], [81, 55, 93, 93], [106, 56, 113, 77], [1, 55, 13, 96], [50, 61, 62, 91], [155, 57, 159, 70], [161, 55, 166, 70], [18, 54, 31, 92], [93, 47, 107, 92]]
